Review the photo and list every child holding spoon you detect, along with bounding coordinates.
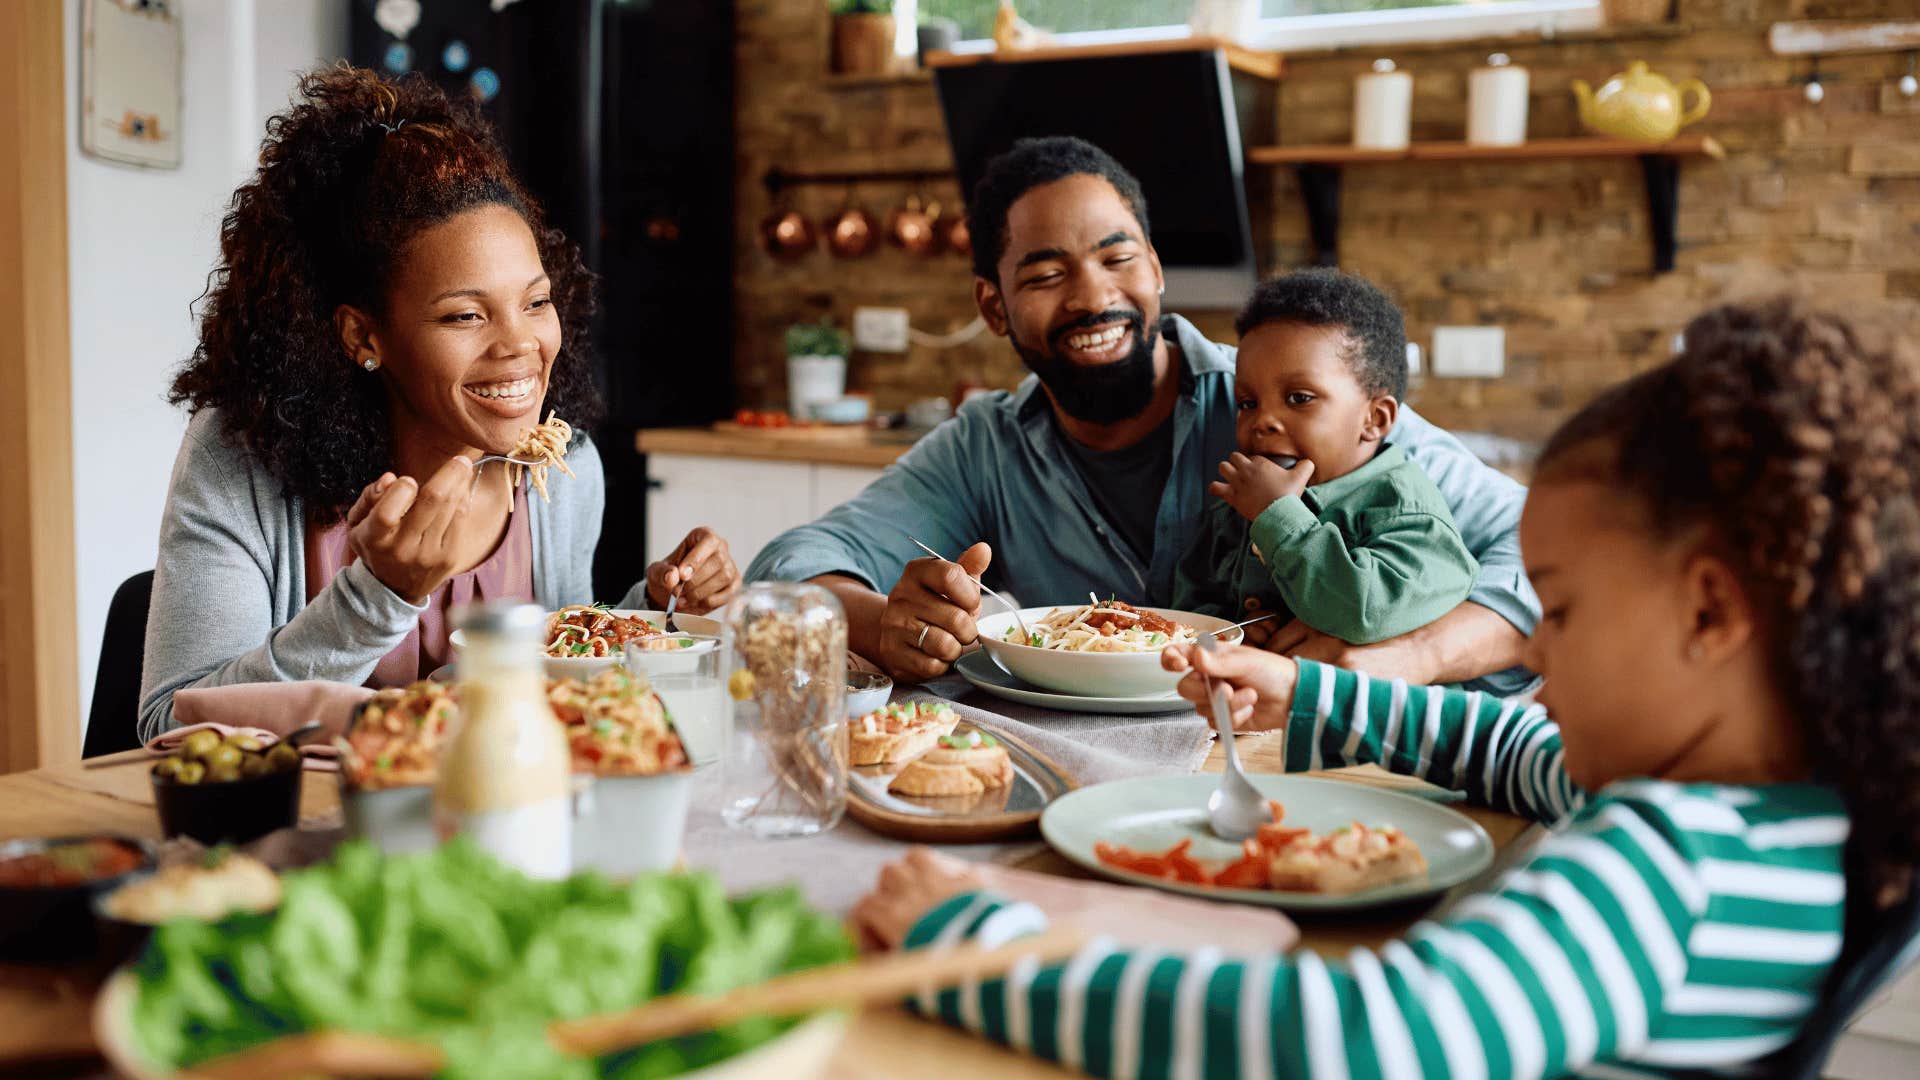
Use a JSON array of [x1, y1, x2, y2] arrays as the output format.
[[855, 298, 1920, 1078]]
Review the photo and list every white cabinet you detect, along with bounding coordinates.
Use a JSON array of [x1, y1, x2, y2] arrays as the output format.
[[644, 454, 885, 572]]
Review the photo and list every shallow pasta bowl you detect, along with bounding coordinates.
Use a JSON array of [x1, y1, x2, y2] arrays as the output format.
[[451, 609, 713, 680], [975, 606, 1242, 698]]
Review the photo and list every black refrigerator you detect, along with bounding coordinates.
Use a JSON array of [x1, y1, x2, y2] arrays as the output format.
[[351, 0, 735, 598]]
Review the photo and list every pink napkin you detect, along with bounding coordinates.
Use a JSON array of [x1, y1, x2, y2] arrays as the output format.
[[149, 681, 377, 772]]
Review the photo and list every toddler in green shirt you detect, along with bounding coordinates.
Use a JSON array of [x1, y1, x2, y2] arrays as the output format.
[[1173, 269, 1476, 644]]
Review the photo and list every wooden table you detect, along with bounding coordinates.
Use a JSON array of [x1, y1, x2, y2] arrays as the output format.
[[0, 740, 1531, 1076]]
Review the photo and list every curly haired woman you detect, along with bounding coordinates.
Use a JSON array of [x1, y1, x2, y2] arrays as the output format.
[[140, 68, 739, 740], [857, 297, 1920, 1078]]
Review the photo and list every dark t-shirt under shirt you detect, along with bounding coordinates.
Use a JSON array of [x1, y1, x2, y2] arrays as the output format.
[[1058, 408, 1176, 566]]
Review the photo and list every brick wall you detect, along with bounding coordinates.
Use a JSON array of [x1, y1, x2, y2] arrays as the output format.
[[732, 0, 1920, 439]]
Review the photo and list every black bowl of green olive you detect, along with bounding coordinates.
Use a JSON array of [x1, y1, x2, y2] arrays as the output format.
[[150, 730, 303, 845]]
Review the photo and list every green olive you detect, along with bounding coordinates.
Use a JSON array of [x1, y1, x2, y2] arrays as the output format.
[[225, 733, 264, 753], [174, 761, 206, 785], [181, 730, 222, 760], [205, 763, 241, 784], [204, 743, 243, 771], [239, 753, 272, 779], [152, 756, 184, 780], [265, 743, 301, 772]]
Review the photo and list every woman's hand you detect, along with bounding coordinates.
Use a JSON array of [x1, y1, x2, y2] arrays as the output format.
[[849, 848, 987, 951], [346, 457, 475, 604], [646, 526, 742, 614], [1161, 643, 1300, 734]]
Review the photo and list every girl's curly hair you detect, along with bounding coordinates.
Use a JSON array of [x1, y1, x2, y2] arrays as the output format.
[[1538, 297, 1920, 902], [170, 66, 603, 524]]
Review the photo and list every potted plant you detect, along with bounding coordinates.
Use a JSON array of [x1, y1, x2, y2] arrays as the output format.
[[785, 320, 850, 420], [830, 0, 896, 76]]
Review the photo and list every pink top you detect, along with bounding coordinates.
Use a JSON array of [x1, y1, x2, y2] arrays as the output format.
[[305, 485, 535, 687]]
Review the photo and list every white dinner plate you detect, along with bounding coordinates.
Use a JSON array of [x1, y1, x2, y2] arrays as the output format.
[[953, 650, 1194, 716]]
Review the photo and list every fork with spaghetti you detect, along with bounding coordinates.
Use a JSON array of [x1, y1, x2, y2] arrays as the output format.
[[472, 412, 575, 506]]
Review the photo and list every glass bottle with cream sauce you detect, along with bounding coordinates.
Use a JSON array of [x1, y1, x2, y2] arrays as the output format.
[[434, 601, 572, 878]]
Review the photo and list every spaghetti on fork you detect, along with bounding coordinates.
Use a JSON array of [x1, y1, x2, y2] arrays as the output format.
[[508, 412, 575, 503]]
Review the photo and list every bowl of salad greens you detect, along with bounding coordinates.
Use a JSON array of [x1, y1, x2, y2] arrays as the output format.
[[95, 841, 854, 1079]]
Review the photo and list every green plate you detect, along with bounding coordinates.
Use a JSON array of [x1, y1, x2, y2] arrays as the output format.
[[1040, 774, 1495, 911]]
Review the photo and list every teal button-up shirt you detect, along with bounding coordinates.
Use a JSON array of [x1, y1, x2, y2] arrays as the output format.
[[745, 316, 1539, 687]]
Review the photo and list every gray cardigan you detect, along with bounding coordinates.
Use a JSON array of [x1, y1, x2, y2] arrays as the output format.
[[138, 408, 642, 741]]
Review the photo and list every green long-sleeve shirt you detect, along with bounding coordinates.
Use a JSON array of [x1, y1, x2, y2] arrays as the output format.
[[1174, 443, 1480, 649], [904, 661, 1850, 1079]]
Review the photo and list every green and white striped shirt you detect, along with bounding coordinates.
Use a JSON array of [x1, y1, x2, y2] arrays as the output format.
[[905, 660, 1850, 1079]]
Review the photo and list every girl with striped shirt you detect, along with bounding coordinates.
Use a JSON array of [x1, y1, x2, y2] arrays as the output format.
[[852, 298, 1920, 1079]]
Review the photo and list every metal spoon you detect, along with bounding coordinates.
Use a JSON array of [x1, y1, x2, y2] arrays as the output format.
[[1196, 631, 1268, 841], [906, 537, 1031, 642]]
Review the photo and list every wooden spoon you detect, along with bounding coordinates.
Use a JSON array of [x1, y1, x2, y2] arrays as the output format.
[[551, 925, 1086, 1056]]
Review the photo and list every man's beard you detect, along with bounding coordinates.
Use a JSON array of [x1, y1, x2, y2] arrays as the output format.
[[1010, 311, 1160, 425]]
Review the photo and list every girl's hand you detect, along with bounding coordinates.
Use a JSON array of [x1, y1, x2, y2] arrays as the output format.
[[1161, 643, 1300, 733], [347, 457, 476, 604], [1210, 452, 1315, 523], [849, 848, 986, 951], [646, 526, 742, 614]]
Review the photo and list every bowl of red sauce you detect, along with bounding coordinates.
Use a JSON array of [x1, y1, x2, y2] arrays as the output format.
[[0, 835, 154, 962]]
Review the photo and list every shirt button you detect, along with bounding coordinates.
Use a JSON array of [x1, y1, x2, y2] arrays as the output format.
[[1244, 598, 1263, 612]]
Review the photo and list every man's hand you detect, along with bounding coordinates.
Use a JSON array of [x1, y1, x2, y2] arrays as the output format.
[[1161, 643, 1299, 733], [1210, 452, 1314, 522], [1262, 618, 1438, 684], [871, 541, 993, 683]]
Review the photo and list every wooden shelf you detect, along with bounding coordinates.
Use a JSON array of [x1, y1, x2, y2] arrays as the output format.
[[1248, 135, 1725, 166], [1251, 136, 1726, 274], [925, 35, 1282, 81]]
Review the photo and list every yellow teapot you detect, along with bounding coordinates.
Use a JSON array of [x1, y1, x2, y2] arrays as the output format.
[[1572, 61, 1710, 142]]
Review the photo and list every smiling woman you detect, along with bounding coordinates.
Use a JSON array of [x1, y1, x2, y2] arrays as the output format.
[[137, 68, 741, 741]]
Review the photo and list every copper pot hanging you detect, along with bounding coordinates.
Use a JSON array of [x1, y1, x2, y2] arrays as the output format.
[[944, 210, 971, 258], [887, 193, 941, 257], [758, 204, 816, 260], [824, 191, 878, 258]]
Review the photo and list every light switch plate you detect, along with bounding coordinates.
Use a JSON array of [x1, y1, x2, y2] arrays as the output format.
[[1431, 326, 1505, 378], [852, 306, 911, 353]]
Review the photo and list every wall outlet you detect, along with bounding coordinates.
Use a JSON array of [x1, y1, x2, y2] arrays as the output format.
[[852, 306, 911, 353], [1431, 326, 1505, 378]]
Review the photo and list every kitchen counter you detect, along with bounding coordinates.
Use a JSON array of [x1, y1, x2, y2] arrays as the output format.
[[635, 426, 919, 469]]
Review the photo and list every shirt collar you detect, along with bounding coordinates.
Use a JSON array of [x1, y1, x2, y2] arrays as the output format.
[[1303, 442, 1406, 512], [1012, 313, 1233, 422]]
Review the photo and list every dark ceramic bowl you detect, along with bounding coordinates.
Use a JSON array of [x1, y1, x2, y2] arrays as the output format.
[[0, 835, 154, 963], [151, 764, 301, 845]]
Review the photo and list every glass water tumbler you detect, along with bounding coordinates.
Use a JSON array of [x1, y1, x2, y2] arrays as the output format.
[[719, 583, 848, 838]]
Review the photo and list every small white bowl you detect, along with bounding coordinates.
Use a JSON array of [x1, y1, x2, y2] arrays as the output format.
[[844, 669, 893, 717], [975, 606, 1243, 698]]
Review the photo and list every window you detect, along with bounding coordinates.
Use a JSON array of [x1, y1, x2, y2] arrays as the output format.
[[916, 0, 1601, 52]]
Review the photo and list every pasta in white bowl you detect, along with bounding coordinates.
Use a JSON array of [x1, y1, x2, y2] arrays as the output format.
[[977, 602, 1242, 698]]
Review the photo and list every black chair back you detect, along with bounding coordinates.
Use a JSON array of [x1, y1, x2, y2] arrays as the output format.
[[83, 570, 153, 758], [1774, 867, 1920, 1079]]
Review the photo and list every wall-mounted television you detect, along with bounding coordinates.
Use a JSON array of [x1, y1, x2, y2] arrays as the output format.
[[934, 49, 1264, 310]]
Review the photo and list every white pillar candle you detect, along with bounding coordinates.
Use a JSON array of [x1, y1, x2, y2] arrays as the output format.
[[1468, 53, 1530, 146], [1353, 59, 1413, 150]]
